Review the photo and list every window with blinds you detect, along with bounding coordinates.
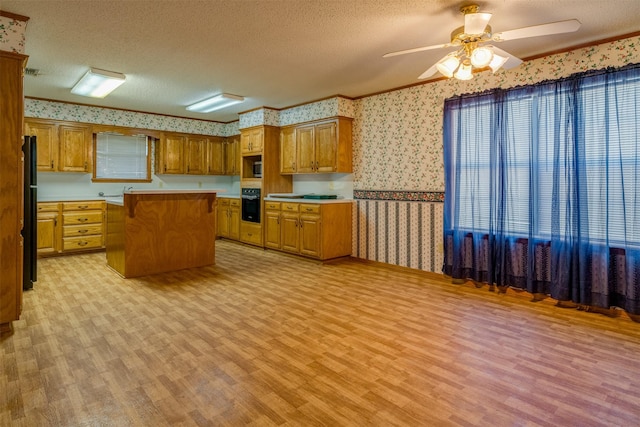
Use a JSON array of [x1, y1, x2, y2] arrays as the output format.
[[93, 133, 151, 182], [445, 66, 640, 245]]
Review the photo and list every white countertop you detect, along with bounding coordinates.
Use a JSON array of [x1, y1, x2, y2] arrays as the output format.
[[264, 196, 353, 204]]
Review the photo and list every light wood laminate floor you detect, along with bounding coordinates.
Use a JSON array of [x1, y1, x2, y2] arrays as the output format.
[[2, 240, 640, 426]]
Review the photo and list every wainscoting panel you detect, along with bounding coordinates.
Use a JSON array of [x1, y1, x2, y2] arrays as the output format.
[[353, 198, 444, 273]]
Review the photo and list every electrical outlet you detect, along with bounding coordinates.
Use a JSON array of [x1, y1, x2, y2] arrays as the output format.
[[198, 182, 202, 188]]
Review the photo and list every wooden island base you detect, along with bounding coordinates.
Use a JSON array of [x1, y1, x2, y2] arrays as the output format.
[[106, 190, 218, 278]]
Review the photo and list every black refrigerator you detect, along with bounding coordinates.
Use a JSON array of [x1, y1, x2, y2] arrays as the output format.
[[23, 135, 37, 291]]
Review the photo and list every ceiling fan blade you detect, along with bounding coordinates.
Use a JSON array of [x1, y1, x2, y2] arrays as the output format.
[[464, 12, 492, 35], [418, 64, 439, 80], [383, 42, 452, 58], [493, 19, 581, 42], [491, 46, 523, 69]]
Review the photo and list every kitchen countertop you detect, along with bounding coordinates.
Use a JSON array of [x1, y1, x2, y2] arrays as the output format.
[[264, 196, 353, 204]]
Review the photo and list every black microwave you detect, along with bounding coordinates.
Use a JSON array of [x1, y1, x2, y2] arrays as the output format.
[[253, 161, 262, 178]]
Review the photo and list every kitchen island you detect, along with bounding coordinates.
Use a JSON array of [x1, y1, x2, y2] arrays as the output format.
[[105, 190, 218, 278]]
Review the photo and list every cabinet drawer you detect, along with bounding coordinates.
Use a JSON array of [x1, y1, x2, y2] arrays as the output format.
[[63, 211, 103, 225], [281, 202, 299, 212], [265, 201, 281, 210], [299, 204, 321, 214], [230, 199, 241, 207], [63, 223, 103, 237], [62, 235, 103, 251], [241, 223, 263, 245], [38, 202, 60, 213], [218, 198, 230, 207], [62, 201, 104, 211]]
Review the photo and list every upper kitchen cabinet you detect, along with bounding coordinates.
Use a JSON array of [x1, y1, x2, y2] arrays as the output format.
[[207, 137, 225, 175], [185, 135, 208, 175], [224, 135, 241, 175], [280, 117, 352, 174], [59, 124, 92, 172], [241, 127, 264, 155], [156, 132, 185, 174], [24, 119, 92, 172], [280, 127, 296, 174]]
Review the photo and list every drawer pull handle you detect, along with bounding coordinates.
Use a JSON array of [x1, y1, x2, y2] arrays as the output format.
[[305, 208, 313, 211], [77, 218, 88, 222], [78, 229, 89, 234], [78, 205, 89, 209], [78, 241, 88, 246]]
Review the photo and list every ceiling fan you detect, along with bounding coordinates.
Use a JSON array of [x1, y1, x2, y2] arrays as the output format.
[[383, 4, 581, 80]]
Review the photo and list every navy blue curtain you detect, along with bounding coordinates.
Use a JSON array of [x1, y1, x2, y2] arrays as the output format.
[[443, 63, 640, 315]]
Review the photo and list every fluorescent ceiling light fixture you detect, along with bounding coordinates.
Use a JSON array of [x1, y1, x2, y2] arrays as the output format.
[[71, 67, 126, 98], [186, 93, 245, 113]]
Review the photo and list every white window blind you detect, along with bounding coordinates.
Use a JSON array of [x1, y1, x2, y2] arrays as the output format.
[[95, 133, 149, 181]]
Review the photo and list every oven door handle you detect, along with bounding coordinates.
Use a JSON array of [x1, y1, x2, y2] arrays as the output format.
[[241, 195, 259, 200]]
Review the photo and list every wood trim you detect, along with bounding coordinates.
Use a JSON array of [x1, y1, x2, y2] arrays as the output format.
[[279, 115, 354, 130], [0, 10, 30, 22]]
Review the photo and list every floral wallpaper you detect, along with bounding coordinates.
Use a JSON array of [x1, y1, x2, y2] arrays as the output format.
[[238, 107, 280, 129], [352, 35, 640, 193], [352, 35, 640, 272], [24, 98, 238, 136], [0, 14, 27, 53], [278, 96, 354, 127]]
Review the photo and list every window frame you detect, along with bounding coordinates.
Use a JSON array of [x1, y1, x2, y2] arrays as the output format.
[[91, 130, 153, 183]]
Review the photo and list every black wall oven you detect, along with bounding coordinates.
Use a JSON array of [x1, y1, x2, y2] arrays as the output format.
[[241, 188, 261, 223]]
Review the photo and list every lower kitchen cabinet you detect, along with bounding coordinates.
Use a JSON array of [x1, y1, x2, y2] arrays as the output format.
[[264, 201, 282, 249], [37, 200, 106, 256], [217, 197, 241, 240], [264, 201, 352, 260], [240, 221, 263, 247], [37, 202, 60, 255]]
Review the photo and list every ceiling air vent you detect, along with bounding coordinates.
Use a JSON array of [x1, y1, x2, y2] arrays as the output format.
[[25, 68, 41, 76]]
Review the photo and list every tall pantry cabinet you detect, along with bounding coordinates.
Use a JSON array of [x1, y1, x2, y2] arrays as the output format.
[[0, 49, 28, 333]]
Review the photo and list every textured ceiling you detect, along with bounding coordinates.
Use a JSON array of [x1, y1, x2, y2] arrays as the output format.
[[3, 0, 640, 123]]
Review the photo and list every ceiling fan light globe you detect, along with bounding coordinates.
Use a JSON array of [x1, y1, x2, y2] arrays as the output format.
[[470, 46, 494, 68], [489, 53, 509, 72], [454, 61, 473, 80], [436, 55, 460, 78]]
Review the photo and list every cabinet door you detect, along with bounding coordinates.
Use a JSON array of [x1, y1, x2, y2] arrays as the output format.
[[280, 127, 296, 174], [59, 124, 91, 172], [241, 128, 264, 154], [315, 121, 338, 173], [158, 134, 185, 174], [26, 120, 58, 172], [37, 212, 58, 255], [225, 135, 240, 175], [207, 137, 225, 175], [280, 212, 300, 253], [265, 210, 281, 249], [296, 125, 315, 173], [217, 202, 230, 238], [185, 136, 207, 175], [299, 214, 321, 257], [229, 204, 241, 240]]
